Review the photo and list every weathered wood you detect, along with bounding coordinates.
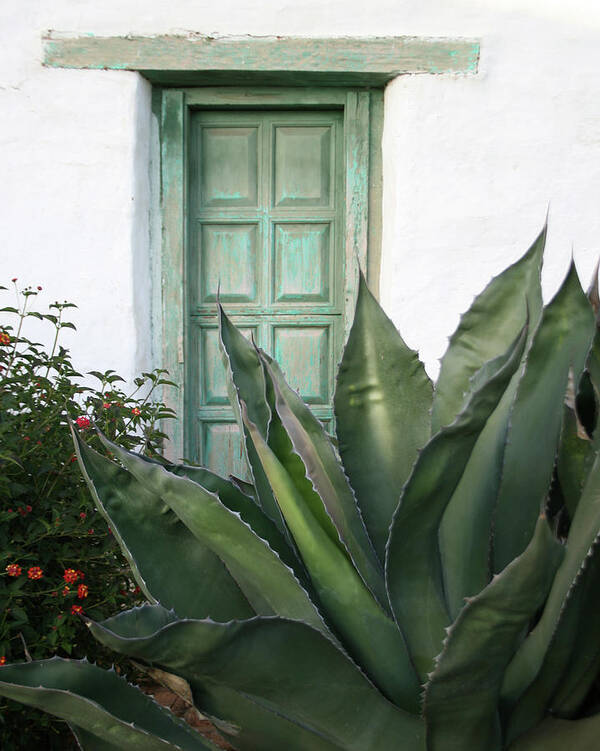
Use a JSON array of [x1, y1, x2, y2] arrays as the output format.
[[367, 89, 384, 297], [43, 34, 480, 84], [343, 90, 370, 336], [184, 87, 349, 107], [160, 89, 186, 461]]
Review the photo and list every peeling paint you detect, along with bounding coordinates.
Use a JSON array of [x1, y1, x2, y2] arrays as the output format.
[[42, 34, 480, 82]]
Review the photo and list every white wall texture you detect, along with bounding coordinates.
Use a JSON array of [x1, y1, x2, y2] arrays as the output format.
[[2, 0, 600, 385]]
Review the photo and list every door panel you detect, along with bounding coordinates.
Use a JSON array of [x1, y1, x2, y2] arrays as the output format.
[[187, 109, 344, 477]]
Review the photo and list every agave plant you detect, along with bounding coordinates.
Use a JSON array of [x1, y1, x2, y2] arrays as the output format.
[[3, 226, 600, 750]]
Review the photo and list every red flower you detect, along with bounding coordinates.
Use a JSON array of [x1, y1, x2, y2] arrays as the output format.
[[5, 564, 21, 577], [131, 407, 141, 416], [27, 566, 43, 580], [0, 656, 6, 666], [37, 286, 42, 291], [23, 436, 30, 442], [51, 591, 58, 597], [75, 416, 90, 429], [79, 512, 86, 519], [77, 584, 88, 599], [0, 332, 10, 346], [87, 529, 94, 535], [62, 586, 70, 597], [70, 455, 77, 463], [71, 605, 83, 615], [76, 570, 85, 580], [11, 278, 17, 282], [25, 505, 32, 513], [63, 568, 78, 584], [7, 508, 13, 513], [102, 402, 111, 409]]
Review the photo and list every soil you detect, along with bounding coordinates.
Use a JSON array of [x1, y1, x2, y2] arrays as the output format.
[[138, 682, 234, 750]]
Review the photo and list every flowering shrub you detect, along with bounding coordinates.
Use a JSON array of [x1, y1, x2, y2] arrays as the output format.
[[0, 280, 176, 747]]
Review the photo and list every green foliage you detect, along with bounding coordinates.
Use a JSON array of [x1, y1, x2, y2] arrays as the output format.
[[2, 232, 600, 751], [0, 281, 176, 748]]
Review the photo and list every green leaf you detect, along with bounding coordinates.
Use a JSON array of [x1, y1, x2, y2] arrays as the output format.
[[241, 402, 420, 711], [90, 607, 425, 751], [507, 714, 600, 751], [387, 327, 527, 681], [261, 352, 388, 612], [431, 225, 545, 433], [218, 306, 286, 537], [423, 516, 563, 751], [502, 450, 600, 705], [439, 374, 520, 619], [96, 432, 329, 637], [556, 398, 594, 519], [505, 538, 600, 745], [334, 272, 433, 561], [72, 427, 254, 621], [492, 262, 596, 573], [0, 658, 217, 750], [148, 459, 305, 585]]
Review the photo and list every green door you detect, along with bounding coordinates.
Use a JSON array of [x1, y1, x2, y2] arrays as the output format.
[[187, 109, 345, 478]]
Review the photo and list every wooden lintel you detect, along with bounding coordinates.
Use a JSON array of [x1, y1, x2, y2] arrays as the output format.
[[43, 34, 480, 84]]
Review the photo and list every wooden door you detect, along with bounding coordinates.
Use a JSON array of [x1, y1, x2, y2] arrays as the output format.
[[187, 109, 345, 478]]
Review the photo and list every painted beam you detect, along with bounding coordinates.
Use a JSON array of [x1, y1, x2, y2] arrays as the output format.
[[43, 34, 479, 84]]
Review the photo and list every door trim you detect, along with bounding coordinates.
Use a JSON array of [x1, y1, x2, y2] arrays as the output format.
[[43, 34, 480, 85], [158, 87, 382, 460]]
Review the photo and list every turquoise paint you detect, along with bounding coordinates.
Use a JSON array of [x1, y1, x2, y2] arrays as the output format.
[[187, 108, 343, 473]]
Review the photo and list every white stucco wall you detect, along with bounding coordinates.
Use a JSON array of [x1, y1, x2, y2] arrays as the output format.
[[2, 0, 600, 385]]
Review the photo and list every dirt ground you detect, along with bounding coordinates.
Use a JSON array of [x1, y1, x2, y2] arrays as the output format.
[[138, 682, 234, 750]]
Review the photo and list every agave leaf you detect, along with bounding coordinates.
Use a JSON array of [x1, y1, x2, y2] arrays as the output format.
[[586, 256, 600, 319], [262, 354, 346, 556], [334, 272, 433, 561], [95, 433, 329, 636], [89, 607, 425, 751], [431, 225, 545, 433], [241, 402, 420, 711], [423, 516, 563, 751], [439, 376, 520, 619], [507, 713, 600, 751], [502, 450, 600, 704], [166, 461, 305, 583], [386, 327, 527, 681], [504, 538, 600, 744], [260, 353, 388, 612], [218, 306, 286, 535], [584, 329, 600, 449], [493, 263, 596, 573], [556, 398, 594, 519], [442, 265, 595, 618], [70, 728, 126, 750], [72, 428, 254, 621], [0, 658, 216, 750], [227, 475, 256, 499], [133, 454, 304, 583]]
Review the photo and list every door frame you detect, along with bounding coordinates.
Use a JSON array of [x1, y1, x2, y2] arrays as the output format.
[[157, 86, 384, 461]]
